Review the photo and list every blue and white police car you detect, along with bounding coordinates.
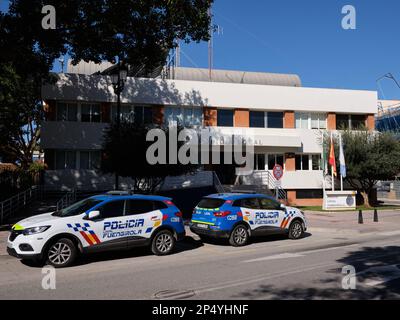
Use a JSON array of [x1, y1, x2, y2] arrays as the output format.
[[7, 192, 185, 267], [190, 193, 307, 246]]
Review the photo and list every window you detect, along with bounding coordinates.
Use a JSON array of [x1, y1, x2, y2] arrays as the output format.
[[311, 113, 327, 129], [79, 151, 101, 170], [197, 198, 225, 209], [81, 103, 101, 122], [259, 198, 281, 210], [164, 107, 202, 127], [254, 154, 266, 170], [295, 154, 310, 171], [240, 198, 260, 209], [312, 154, 321, 170], [351, 115, 366, 130], [125, 200, 155, 215], [336, 114, 350, 130], [111, 105, 153, 124], [336, 114, 366, 130], [296, 189, 323, 199], [56, 103, 77, 121], [153, 201, 169, 210], [98, 200, 125, 219], [267, 154, 284, 170], [55, 150, 76, 169], [296, 113, 326, 129], [52, 198, 102, 217], [250, 111, 265, 128], [295, 112, 309, 129], [267, 112, 283, 128], [217, 109, 234, 127], [133, 106, 153, 125]]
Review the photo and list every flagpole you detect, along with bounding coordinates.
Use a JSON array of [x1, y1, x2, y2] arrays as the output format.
[[340, 174, 343, 191], [330, 132, 334, 192]]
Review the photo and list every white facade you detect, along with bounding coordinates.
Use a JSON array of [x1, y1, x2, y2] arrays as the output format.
[[41, 72, 378, 200]]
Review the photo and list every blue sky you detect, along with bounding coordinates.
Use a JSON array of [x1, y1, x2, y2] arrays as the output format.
[[1, 0, 400, 99]]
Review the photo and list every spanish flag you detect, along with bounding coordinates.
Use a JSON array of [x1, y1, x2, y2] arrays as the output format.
[[329, 132, 337, 177]]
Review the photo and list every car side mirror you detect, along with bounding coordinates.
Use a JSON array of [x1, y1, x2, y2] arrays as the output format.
[[86, 210, 100, 220], [280, 204, 286, 210]]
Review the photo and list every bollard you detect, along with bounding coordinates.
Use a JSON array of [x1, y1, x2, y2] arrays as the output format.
[[374, 208, 379, 222], [358, 209, 363, 224]]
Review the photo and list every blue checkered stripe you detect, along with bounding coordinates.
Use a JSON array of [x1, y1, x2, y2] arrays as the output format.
[[284, 211, 296, 219], [67, 223, 91, 232]]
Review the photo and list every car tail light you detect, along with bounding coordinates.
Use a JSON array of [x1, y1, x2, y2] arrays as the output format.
[[214, 211, 231, 217], [225, 200, 233, 204], [175, 212, 182, 217], [163, 200, 175, 206], [162, 214, 168, 221]]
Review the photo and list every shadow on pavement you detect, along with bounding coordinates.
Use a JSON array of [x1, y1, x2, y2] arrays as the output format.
[[198, 232, 312, 246], [234, 245, 400, 300], [21, 235, 203, 268]]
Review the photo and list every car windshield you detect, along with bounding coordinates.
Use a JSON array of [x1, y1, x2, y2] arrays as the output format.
[[52, 198, 102, 217]]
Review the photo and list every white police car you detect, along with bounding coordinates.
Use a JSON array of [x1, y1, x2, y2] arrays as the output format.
[[190, 193, 307, 246], [7, 192, 185, 267]]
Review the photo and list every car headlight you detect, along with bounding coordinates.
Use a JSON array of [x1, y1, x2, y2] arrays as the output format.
[[23, 226, 51, 235]]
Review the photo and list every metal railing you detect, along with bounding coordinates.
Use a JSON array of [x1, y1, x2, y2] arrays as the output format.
[[234, 171, 287, 201], [0, 186, 42, 224], [56, 189, 77, 211], [212, 171, 225, 193]]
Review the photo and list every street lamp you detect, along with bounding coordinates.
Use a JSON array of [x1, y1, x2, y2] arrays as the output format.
[[111, 62, 128, 190]]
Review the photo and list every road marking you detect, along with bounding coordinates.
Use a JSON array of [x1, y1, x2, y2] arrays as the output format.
[[242, 243, 359, 263], [242, 252, 304, 262]]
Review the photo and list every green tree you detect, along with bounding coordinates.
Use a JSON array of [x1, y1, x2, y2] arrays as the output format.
[[326, 130, 400, 207], [0, 0, 212, 168], [101, 123, 199, 193]]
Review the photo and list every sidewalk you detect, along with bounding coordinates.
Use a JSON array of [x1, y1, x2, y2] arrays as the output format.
[[305, 209, 400, 235]]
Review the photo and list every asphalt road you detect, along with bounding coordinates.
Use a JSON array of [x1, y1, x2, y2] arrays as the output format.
[[1, 219, 400, 300]]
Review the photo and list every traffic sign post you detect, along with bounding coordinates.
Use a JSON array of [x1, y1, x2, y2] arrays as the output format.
[[272, 165, 284, 199]]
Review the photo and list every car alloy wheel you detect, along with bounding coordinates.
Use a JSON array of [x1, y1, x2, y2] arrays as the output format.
[[48, 242, 72, 265], [230, 225, 249, 246], [289, 221, 303, 239], [155, 233, 173, 253]]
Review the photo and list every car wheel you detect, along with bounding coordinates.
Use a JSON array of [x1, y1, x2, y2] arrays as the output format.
[[151, 230, 176, 256], [288, 220, 304, 240], [229, 225, 249, 247], [46, 238, 77, 268]]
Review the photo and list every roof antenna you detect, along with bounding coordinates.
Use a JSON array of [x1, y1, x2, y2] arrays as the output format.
[[208, 7, 213, 81], [208, 8, 223, 81]]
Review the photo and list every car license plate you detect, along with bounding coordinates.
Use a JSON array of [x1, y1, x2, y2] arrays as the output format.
[[197, 223, 208, 229]]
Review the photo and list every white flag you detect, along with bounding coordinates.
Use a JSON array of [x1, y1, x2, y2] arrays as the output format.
[[339, 133, 346, 178]]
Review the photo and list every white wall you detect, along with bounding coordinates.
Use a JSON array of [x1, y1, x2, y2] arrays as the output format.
[[42, 74, 378, 114]]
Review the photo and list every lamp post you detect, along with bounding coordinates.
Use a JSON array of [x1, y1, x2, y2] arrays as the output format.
[[111, 62, 128, 190]]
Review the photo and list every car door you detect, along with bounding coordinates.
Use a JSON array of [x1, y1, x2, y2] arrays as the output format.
[[258, 197, 287, 231], [124, 199, 162, 248], [238, 197, 262, 232], [85, 199, 127, 252]]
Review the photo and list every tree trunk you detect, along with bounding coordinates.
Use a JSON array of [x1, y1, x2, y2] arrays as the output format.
[[360, 190, 371, 208]]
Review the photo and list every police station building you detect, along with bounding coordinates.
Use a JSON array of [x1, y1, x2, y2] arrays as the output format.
[[41, 64, 377, 206]]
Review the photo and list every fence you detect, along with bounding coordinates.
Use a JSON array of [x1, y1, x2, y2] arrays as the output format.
[[56, 189, 77, 211], [0, 185, 42, 224]]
